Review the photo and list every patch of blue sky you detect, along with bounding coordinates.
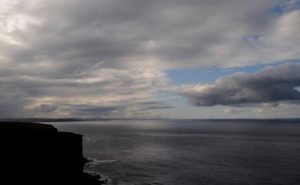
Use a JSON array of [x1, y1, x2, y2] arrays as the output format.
[[269, 0, 300, 15], [167, 59, 300, 85], [152, 91, 181, 103]]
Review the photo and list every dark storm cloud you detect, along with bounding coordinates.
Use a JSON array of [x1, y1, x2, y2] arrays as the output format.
[[183, 63, 300, 106]]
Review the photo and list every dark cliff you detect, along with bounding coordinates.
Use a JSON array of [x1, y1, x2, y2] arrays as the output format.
[[0, 122, 104, 185]]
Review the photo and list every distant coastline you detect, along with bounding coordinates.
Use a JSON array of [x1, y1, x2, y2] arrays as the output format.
[[1, 117, 300, 123], [0, 118, 112, 122]]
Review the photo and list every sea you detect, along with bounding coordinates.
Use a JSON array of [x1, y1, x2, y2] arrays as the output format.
[[51, 119, 300, 185]]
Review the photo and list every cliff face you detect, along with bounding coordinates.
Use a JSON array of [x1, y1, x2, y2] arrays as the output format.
[[0, 122, 102, 185]]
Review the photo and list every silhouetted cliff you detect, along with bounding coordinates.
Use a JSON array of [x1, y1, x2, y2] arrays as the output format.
[[0, 122, 105, 185]]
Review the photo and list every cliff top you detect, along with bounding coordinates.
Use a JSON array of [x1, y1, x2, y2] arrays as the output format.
[[0, 122, 58, 134]]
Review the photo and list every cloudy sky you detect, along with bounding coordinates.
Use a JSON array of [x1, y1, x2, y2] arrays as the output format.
[[1, 0, 300, 119]]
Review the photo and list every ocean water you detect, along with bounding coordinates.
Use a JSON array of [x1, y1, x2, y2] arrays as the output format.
[[51, 119, 300, 185]]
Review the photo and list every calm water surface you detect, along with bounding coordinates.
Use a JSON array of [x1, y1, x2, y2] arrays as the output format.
[[51, 119, 300, 185]]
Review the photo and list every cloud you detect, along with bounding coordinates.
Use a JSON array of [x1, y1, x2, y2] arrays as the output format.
[[134, 101, 173, 111], [1, 0, 300, 118], [1, 0, 300, 71], [182, 63, 300, 106], [12, 67, 171, 118]]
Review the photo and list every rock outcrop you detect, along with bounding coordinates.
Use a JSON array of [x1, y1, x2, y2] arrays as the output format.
[[0, 122, 104, 185]]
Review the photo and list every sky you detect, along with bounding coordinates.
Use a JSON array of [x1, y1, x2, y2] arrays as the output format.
[[1, 0, 300, 119]]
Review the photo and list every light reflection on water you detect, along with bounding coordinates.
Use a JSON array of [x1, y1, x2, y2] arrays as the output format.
[[52, 119, 300, 185]]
